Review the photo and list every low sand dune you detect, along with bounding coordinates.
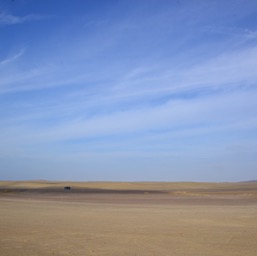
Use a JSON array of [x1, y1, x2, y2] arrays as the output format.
[[1, 181, 257, 255], [1, 180, 257, 202], [1, 180, 257, 193]]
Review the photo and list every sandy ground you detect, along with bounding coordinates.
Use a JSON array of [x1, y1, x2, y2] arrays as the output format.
[[0, 181, 257, 256]]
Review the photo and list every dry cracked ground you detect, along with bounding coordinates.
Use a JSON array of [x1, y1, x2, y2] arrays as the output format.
[[0, 181, 257, 256]]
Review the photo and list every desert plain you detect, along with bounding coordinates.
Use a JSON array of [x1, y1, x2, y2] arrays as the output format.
[[0, 181, 257, 256]]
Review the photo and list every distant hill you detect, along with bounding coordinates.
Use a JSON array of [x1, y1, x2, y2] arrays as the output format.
[[240, 180, 257, 183]]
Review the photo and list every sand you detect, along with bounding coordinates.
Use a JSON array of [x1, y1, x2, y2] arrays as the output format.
[[0, 181, 257, 256]]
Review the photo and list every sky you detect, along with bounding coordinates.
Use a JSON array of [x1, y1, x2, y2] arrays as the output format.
[[0, 0, 257, 182]]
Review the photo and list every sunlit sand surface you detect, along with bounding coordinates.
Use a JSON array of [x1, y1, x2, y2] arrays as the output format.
[[1, 181, 257, 255]]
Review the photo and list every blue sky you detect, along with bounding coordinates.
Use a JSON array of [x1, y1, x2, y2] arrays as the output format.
[[0, 0, 257, 181]]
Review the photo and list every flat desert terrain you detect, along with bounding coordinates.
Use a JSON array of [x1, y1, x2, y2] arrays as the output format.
[[0, 181, 257, 256]]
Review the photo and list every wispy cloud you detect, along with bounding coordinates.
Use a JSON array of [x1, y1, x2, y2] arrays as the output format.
[[2, 87, 256, 145], [0, 49, 25, 66], [1, 0, 257, 180], [0, 12, 47, 25], [1, 42, 257, 99], [203, 26, 257, 39]]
